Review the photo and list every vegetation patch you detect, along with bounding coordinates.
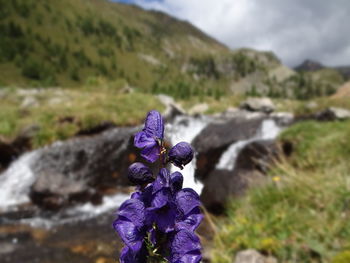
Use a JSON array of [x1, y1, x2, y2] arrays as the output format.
[[0, 88, 163, 147], [212, 120, 350, 263]]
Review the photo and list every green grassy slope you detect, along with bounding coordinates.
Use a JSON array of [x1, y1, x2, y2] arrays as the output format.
[[0, 0, 228, 90], [0, 0, 343, 99], [212, 120, 350, 263]]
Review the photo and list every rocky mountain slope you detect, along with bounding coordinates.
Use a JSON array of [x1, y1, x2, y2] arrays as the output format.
[[1, 0, 345, 99], [295, 59, 350, 81]]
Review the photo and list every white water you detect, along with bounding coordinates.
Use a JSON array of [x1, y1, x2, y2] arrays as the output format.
[[0, 115, 282, 226], [0, 151, 39, 210], [216, 119, 281, 171], [166, 115, 210, 194], [0, 115, 210, 225], [18, 193, 130, 228]]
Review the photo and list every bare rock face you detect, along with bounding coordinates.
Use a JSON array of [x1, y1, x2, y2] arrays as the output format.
[[0, 126, 36, 172], [29, 127, 140, 210], [234, 249, 278, 263], [193, 117, 264, 181], [240, 98, 276, 113], [157, 94, 185, 121], [200, 140, 279, 214], [188, 103, 209, 115], [315, 107, 350, 121]]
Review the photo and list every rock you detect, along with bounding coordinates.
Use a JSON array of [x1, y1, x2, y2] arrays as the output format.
[[235, 140, 279, 173], [48, 97, 64, 106], [193, 117, 264, 181], [29, 127, 144, 210], [76, 122, 116, 136], [0, 213, 123, 263], [120, 85, 134, 94], [200, 169, 256, 214], [305, 101, 318, 110], [189, 103, 209, 115], [220, 108, 266, 120], [270, 112, 294, 126], [20, 96, 39, 109], [0, 142, 18, 172], [157, 94, 175, 106], [200, 140, 279, 214], [234, 249, 277, 263], [240, 98, 275, 113], [157, 94, 185, 121], [0, 125, 40, 172], [315, 107, 350, 121]]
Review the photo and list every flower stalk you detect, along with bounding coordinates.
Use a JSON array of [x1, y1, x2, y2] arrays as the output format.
[[113, 110, 203, 263]]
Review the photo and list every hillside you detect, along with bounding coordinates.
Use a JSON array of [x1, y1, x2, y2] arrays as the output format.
[[332, 81, 350, 98], [0, 0, 345, 99], [295, 59, 350, 81]]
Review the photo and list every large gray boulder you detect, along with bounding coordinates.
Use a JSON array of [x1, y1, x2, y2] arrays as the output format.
[[200, 140, 279, 214], [193, 117, 265, 181], [157, 94, 185, 121], [29, 127, 142, 210], [240, 98, 276, 113], [315, 107, 350, 121]]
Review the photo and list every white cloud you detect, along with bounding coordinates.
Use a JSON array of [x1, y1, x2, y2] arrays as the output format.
[[132, 0, 350, 67]]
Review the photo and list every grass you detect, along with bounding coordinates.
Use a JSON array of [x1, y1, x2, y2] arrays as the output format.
[[179, 94, 244, 114], [212, 120, 350, 263], [274, 97, 350, 116], [0, 87, 163, 147], [2, 83, 350, 149]]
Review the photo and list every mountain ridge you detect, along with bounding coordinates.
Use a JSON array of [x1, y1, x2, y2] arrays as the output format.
[[0, 0, 346, 99], [295, 59, 350, 81]]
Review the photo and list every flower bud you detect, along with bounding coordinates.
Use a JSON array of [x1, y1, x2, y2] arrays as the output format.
[[168, 142, 194, 169], [127, 162, 154, 185]]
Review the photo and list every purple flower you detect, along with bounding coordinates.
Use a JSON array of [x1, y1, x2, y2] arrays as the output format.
[[169, 229, 202, 263], [114, 110, 203, 262], [175, 189, 203, 232], [113, 199, 148, 252], [120, 244, 147, 263], [168, 142, 194, 169], [148, 168, 183, 233], [134, 110, 164, 163], [151, 168, 184, 196], [149, 188, 177, 233], [127, 162, 154, 185]]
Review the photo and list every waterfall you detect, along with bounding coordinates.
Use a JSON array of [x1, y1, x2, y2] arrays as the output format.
[[216, 119, 282, 171], [166, 115, 210, 194], [0, 151, 39, 210], [0, 114, 283, 226]]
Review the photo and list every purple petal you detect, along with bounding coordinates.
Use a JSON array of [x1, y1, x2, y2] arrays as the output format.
[[128, 162, 154, 185], [130, 191, 141, 200], [176, 188, 201, 216], [113, 219, 144, 251], [149, 189, 176, 233], [170, 229, 202, 262], [134, 131, 156, 149], [153, 202, 177, 233], [176, 208, 203, 231], [168, 142, 194, 169], [141, 144, 161, 163], [117, 199, 145, 228], [144, 110, 164, 139], [120, 244, 148, 263], [170, 171, 183, 193], [150, 188, 172, 209], [152, 168, 171, 194], [175, 252, 202, 263]]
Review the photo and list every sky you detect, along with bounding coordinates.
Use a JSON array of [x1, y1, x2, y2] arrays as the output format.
[[113, 0, 350, 67]]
